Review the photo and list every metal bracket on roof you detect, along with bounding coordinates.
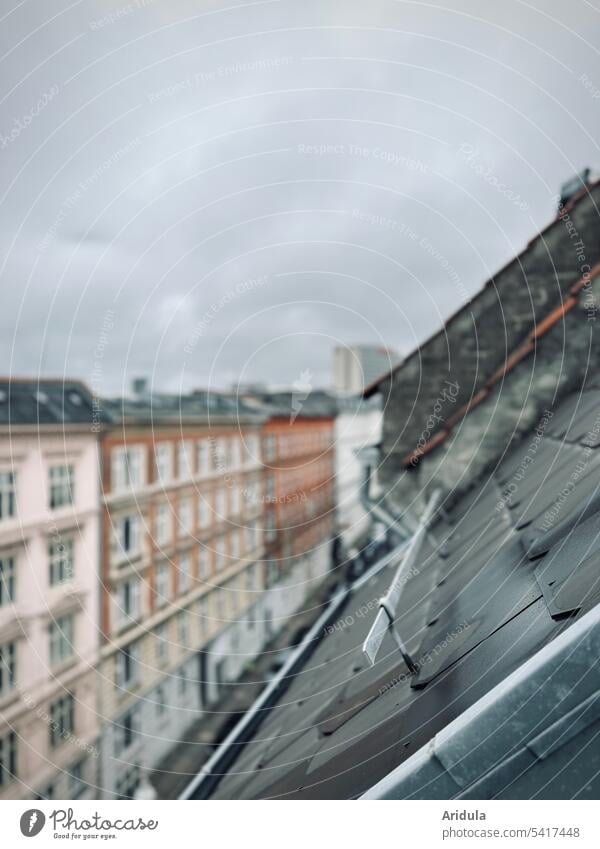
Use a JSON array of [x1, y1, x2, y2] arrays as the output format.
[[362, 489, 443, 671]]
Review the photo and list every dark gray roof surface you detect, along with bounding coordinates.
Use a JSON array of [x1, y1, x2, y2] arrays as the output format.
[[238, 390, 339, 419], [207, 379, 600, 799], [103, 391, 264, 424], [0, 380, 102, 426]]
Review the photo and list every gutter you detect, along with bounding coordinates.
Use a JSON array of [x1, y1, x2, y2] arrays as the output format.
[[179, 586, 349, 799], [357, 445, 413, 539], [179, 537, 410, 800]]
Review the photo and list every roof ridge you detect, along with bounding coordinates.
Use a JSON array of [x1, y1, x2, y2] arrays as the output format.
[[363, 179, 600, 398], [403, 262, 600, 467]]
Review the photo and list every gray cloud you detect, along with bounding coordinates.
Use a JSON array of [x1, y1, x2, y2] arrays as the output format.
[[1, 0, 599, 392]]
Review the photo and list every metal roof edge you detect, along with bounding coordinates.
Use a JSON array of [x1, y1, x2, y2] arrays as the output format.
[[362, 601, 600, 799]]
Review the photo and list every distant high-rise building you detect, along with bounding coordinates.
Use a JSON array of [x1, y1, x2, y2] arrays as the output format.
[[333, 345, 400, 394]]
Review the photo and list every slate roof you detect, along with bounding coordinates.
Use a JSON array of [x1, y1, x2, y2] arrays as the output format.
[[103, 391, 265, 424], [201, 378, 600, 799], [238, 390, 339, 419], [0, 379, 102, 427]]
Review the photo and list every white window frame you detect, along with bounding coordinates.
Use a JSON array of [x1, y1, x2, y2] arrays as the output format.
[[177, 441, 194, 480], [49, 694, 74, 748], [215, 489, 227, 520], [48, 464, 74, 510], [0, 471, 15, 521], [49, 537, 74, 586], [155, 502, 172, 547], [116, 578, 141, 628], [0, 731, 16, 786], [0, 552, 16, 606], [179, 496, 193, 536], [155, 622, 169, 664], [111, 446, 145, 492], [0, 641, 16, 699], [179, 551, 192, 594], [49, 614, 75, 666], [197, 440, 211, 476], [116, 642, 140, 688], [112, 514, 141, 563], [114, 705, 140, 755], [198, 495, 211, 529], [155, 562, 170, 606], [155, 443, 173, 482], [199, 547, 210, 580]]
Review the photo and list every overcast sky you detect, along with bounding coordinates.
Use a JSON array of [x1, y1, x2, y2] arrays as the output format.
[[1, 0, 599, 394]]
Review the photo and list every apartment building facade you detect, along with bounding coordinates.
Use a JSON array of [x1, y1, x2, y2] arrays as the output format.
[[334, 394, 383, 553], [250, 392, 337, 630], [0, 381, 102, 801], [97, 395, 266, 798]]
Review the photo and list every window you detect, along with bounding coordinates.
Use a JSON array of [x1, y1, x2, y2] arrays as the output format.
[[0, 731, 16, 787], [245, 563, 258, 592], [177, 610, 189, 645], [49, 615, 74, 666], [264, 435, 277, 461], [114, 706, 140, 755], [266, 475, 275, 502], [49, 537, 74, 586], [266, 512, 276, 542], [0, 553, 15, 606], [230, 439, 243, 469], [198, 495, 211, 529], [155, 623, 169, 664], [155, 562, 170, 606], [49, 694, 74, 747], [199, 547, 210, 579], [215, 489, 227, 520], [49, 465, 74, 509], [231, 485, 241, 515], [179, 551, 192, 594], [0, 471, 15, 521], [230, 531, 240, 560], [266, 560, 279, 586], [197, 440, 211, 475], [111, 447, 144, 491], [68, 759, 87, 799], [177, 441, 194, 479], [198, 598, 208, 635], [246, 480, 260, 506], [155, 502, 172, 547], [214, 438, 229, 472], [115, 764, 140, 800], [245, 521, 259, 552], [155, 443, 173, 482], [215, 537, 227, 570], [116, 642, 140, 688], [154, 685, 166, 717], [178, 665, 188, 696], [245, 434, 260, 465], [179, 496, 193, 535], [116, 579, 141, 628], [0, 641, 16, 698], [113, 514, 141, 562]]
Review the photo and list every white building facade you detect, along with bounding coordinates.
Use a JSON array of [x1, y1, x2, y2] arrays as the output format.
[[0, 381, 102, 800], [334, 396, 383, 552]]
